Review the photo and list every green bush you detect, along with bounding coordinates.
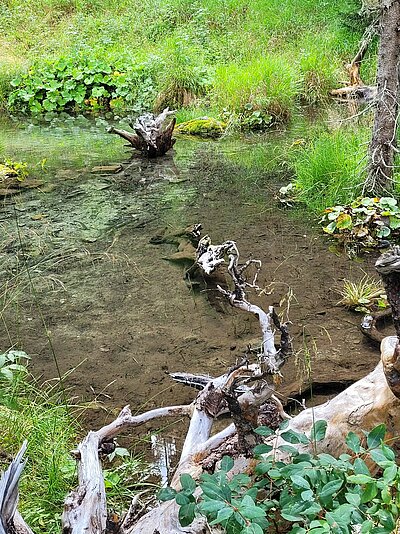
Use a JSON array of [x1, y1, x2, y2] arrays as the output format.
[[159, 422, 400, 534], [154, 37, 212, 111], [8, 55, 159, 114]]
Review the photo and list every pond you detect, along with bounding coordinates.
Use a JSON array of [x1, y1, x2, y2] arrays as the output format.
[[0, 114, 383, 446]]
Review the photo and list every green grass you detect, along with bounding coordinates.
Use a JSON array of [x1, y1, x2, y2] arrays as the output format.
[[0, 369, 79, 533], [292, 126, 369, 212], [0, 0, 368, 120]]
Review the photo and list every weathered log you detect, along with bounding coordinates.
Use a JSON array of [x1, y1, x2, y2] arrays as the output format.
[[0, 441, 33, 534], [108, 108, 176, 157]]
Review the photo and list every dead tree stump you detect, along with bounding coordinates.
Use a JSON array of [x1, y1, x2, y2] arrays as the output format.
[[108, 108, 176, 157]]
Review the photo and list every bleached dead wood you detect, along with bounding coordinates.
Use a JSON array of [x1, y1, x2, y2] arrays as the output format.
[[0, 441, 33, 534], [6, 240, 400, 534], [108, 108, 176, 157]]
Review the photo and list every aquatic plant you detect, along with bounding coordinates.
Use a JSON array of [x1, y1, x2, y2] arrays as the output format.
[[321, 196, 400, 248]]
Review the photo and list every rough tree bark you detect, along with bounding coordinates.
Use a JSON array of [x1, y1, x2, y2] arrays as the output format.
[[4, 240, 400, 534], [365, 0, 400, 194], [108, 108, 176, 157]]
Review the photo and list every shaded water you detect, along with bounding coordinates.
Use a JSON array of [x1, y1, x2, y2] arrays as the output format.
[[0, 115, 383, 447]]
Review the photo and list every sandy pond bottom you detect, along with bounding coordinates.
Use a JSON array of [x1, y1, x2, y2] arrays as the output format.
[[0, 116, 387, 471]]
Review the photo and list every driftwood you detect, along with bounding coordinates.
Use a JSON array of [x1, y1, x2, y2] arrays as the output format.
[[5, 240, 400, 533], [108, 108, 176, 157]]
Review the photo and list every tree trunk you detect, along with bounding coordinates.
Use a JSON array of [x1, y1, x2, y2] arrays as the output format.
[[365, 0, 400, 194]]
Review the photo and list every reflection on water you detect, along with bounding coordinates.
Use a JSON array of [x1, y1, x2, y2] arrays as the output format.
[[150, 434, 177, 487]]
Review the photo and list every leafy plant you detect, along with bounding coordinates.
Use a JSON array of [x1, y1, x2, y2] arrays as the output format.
[[0, 350, 30, 395], [3, 158, 29, 181], [322, 197, 400, 248], [337, 275, 387, 312], [8, 55, 158, 114], [159, 422, 400, 534]]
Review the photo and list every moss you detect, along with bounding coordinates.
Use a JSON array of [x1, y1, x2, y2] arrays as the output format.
[[175, 117, 226, 138]]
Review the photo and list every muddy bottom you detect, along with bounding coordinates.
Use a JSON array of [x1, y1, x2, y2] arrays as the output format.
[[0, 117, 387, 460]]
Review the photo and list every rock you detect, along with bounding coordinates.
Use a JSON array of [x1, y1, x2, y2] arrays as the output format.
[[175, 117, 227, 138], [91, 165, 122, 174]]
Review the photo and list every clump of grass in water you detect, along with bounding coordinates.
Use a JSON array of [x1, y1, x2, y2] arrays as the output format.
[[292, 127, 368, 212]]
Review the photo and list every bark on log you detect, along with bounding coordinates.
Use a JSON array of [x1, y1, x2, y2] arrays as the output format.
[[365, 0, 400, 194], [108, 108, 176, 157]]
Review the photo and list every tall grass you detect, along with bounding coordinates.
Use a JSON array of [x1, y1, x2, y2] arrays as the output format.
[[0, 369, 78, 533], [292, 127, 368, 212], [0, 0, 365, 119], [212, 54, 300, 123]]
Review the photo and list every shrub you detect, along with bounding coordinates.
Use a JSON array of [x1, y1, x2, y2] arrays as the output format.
[[154, 37, 212, 112], [212, 54, 299, 127]]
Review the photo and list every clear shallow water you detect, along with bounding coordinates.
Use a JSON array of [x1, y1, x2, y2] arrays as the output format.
[[0, 114, 381, 451]]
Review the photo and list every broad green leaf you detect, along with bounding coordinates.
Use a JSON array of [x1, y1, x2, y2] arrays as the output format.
[[176, 492, 190, 505], [376, 225, 391, 238], [345, 492, 361, 507], [180, 474, 196, 493], [367, 424, 386, 448], [178, 502, 196, 527], [157, 487, 176, 501], [346, 431, 361, 453], [255, 426, 274, 437], [290, 475, 310, 489], [281, 429, 310, 445], [323, 221, 336, 234], [220, 455, 234, 472], [319, 479, 343, 501], [301, 489, 314, 501], [243, 524, 264, 534], [336, 212, 352, 230], [310, 420, 327, 442], [354, 458, 371, 476], [198, 499, 225, 513], [389, 216, 400, 230], [347, 474, 374, 484], [0, 368, 13, 381], [383, 463, 397, 483], [0, 354, 6, 368], [360, 482, 378, 503], [253, 443, 273, 455], [209, 506, 233, 524]]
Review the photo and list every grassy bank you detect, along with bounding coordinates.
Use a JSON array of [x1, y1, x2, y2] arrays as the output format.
[[0, 0, 370, 118], [0, 350, 150, 533]]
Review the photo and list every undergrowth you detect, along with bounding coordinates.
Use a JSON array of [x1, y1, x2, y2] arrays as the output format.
[[0, 349, 150, 533], [0, 0, 362, 123]]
